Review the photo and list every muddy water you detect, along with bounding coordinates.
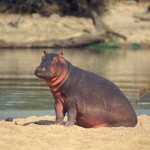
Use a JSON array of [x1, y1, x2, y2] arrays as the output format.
[[0, 48, 150, 120]]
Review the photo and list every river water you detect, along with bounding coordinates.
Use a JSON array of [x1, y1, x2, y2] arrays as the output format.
[[0, 48, 150, 120]]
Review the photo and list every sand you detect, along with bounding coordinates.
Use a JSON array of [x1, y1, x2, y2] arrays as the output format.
[[0, 115, 150, 150]]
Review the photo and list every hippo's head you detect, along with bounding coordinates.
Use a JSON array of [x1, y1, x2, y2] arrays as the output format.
[[34, 51, 64, 79]]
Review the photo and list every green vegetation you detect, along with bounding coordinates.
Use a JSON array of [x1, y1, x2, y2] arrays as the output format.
[[89, 42, 144, 53], [89, 42, 120, 52], [131, 43, 142, 50], [89, 36, 120, 52]]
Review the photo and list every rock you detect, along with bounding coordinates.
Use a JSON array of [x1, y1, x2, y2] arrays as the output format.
[[49, 13, 60, 20], [138, 92, 150, 104], [5, 117, 13, 122], [31, 13, 41, 19]]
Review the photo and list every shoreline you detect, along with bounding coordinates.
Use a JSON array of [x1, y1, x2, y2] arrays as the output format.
[[0, 42, 150, 49]]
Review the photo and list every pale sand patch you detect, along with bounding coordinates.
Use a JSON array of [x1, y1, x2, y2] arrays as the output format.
[[0, 115, 150, 150]]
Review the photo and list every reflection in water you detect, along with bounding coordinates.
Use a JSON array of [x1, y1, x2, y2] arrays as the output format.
[[0, 48, 150, 120]]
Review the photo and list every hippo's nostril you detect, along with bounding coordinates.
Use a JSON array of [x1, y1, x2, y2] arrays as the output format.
[[35, 66, 50, 79], [42, 68, 45, 71], [37, 67, 45, 72]]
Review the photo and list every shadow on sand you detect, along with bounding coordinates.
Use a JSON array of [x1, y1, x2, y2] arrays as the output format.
[[23, 120, 56, 126]]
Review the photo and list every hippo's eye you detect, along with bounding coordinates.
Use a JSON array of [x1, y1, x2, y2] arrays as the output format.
[[53, 57, 58, 62], [51, 57, 58, 64]]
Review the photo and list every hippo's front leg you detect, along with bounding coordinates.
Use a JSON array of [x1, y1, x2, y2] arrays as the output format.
[[65, 99, 77, 127], [55, 101, 66, 125]]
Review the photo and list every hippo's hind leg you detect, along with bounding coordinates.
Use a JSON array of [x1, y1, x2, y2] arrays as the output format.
[[106, 111, 137, 127]]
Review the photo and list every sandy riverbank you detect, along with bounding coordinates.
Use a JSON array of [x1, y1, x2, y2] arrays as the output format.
[[0, 115, 150, 150], [0, 2, 150, 48]]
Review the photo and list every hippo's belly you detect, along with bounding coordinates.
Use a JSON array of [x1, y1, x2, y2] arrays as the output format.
[[76, 110, 111, 128], [75, 94, 136, 128]]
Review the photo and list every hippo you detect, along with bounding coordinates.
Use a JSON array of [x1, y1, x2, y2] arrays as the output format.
[[34, 51, 137, 128]]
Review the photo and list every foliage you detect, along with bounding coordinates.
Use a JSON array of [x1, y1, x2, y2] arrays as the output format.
[[88, 34, 121, 52], [131, 43, 142, 50], [0, 0, 108, 16], [89, 42, 120, 52]]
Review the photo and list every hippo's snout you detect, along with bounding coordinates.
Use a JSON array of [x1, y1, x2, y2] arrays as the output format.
[[34, 66, 45, 77], [34, 66, 51, 79], [36, 67, 46, 72]]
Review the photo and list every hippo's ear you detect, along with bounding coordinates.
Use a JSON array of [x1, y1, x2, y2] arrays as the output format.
[[43, 50, 47, 55], [59, 51, 63, 58]]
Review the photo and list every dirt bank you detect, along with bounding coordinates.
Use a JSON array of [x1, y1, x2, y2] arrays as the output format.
[[0, 2, 150, 48]]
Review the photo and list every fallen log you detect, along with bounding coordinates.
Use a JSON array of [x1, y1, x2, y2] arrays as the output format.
[[33, 33, 106, 48], [0, 33, 106, 48]]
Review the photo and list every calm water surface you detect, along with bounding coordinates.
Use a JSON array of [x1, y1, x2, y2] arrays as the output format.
[[0, 48, 150, 120]]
